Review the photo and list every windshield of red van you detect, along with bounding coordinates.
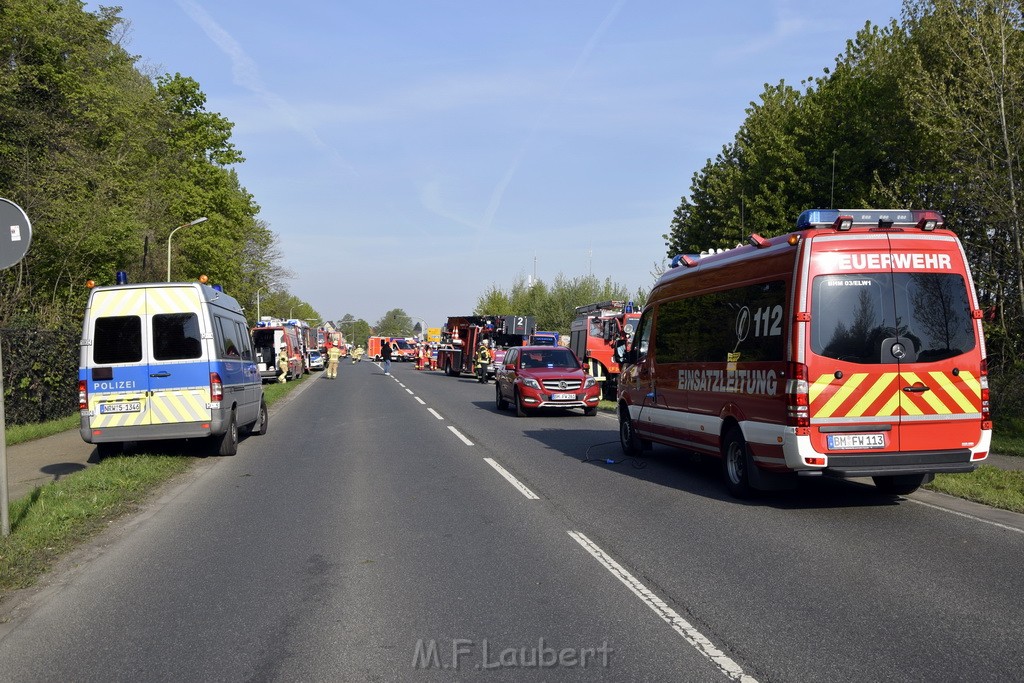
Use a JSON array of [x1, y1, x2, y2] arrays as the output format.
[[811, 273, 975, 364]]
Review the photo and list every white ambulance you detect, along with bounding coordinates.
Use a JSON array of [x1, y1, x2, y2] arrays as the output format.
[[617, 209, 990, 497], [78, 279, 267, 457]]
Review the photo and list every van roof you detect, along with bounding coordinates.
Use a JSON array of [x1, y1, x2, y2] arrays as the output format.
[[89, 281, 244, 314]]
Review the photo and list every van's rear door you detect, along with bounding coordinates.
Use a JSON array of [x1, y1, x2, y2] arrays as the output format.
[[807, 231, 984, 457], [86, 287, 153, 429], [884, 232, 984, 452], [145, 286, 213, 426]]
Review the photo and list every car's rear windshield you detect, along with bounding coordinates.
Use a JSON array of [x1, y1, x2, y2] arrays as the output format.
[[811, 272, 975, 364]]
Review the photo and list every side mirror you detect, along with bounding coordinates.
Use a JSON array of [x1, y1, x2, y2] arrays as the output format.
[[613, 342, 628, 364]]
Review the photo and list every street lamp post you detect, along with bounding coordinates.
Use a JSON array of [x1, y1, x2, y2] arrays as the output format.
[[166, 216, 208, 281], [255, 285, 273, 321], [410, 316, 429, 340]]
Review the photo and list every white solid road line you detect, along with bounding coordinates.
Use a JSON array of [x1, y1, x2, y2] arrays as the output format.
[[483, 457, 540, 500], [567, 531, 758, 683]]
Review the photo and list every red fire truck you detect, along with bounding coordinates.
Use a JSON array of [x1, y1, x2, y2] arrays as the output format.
[[435, 315, 534, 377], [568, 300, 641, 399], [618, 208, 990, 498]]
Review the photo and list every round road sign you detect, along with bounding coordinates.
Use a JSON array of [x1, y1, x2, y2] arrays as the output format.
[[0, 198, 31, 270]]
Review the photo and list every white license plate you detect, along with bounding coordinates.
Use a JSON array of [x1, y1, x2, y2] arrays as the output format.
[[551, 392, 576, 400], [827, 433, 885, 450], [100, 402, 141, 414]]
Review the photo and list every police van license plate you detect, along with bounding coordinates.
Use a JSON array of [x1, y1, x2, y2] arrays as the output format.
[[100, 402, 141, 414], [552, 392, 576, 401], [827, 433, 884, 450]]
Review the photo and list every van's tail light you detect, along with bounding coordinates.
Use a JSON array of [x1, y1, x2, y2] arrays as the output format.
[[785, 362, 810, 429], [980, 358, 992, 429], [78, 380, 88, 410], [210, 372, 223, 402]]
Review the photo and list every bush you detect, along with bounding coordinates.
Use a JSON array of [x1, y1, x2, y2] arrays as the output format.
[[1, 327, 79, 425]]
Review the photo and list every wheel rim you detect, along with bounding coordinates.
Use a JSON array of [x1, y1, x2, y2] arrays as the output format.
[[620, 414, 633, 449], [726, 442, 744, 484]]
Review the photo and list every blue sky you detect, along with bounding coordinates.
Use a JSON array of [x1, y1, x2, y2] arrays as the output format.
[[87, 0, 903, 328]]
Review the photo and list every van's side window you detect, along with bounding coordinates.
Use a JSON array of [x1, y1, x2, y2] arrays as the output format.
[[214, 316, 240, 358], [234, 321, 253, 361], [153, 313, 203, 360], [656, 281, 785, 363], [94, 316, 143, 364]]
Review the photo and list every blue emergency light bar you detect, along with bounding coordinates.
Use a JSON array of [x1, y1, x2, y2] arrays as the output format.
[[796, 209, 943, 230]]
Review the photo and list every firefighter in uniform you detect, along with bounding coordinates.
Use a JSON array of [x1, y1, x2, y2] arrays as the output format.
[[352, 345, 365, 363], [475, 339, 492, 383], [327, 343, 342, 379], [277, 345, 290, 383]]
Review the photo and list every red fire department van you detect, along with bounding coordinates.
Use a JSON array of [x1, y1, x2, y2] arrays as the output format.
[[617, 209, 991, 497]]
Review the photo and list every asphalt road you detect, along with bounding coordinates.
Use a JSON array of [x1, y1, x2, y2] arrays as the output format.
[[1, 359, 1022, 681]]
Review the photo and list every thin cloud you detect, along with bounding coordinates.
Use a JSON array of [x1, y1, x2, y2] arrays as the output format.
[[479, 0, 629, 232], [176, 0, 354, 173]]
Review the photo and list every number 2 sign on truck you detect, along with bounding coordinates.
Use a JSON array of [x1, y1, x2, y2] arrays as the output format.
[[617, 209, 991, 498]]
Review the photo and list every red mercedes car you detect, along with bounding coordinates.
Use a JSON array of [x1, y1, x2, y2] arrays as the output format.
[[494, 345, 600, 417]]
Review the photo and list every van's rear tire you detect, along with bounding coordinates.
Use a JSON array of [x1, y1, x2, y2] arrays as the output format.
[[619, 407, 645, 455], [722, 428, 754, 498], [217, 411, 238, 456], [872, 473, 927, 495]]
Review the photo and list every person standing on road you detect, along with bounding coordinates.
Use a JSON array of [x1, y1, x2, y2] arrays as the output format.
[[475, 339, 492, 383], [326, 343, 341, 379], [381, 339, 393, 375]]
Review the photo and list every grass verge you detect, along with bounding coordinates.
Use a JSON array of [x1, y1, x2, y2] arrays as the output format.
[[6, 415, 80, 447], [926, 466, 1024, 513], [0, 455, 193, 590], [0, 375, 309, 597]]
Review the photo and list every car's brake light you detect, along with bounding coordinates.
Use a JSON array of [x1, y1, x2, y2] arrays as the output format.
[[78, 380, 88, 410], [210, 372, 223, 401]]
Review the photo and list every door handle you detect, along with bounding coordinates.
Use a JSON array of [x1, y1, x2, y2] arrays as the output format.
[[902, 385, 930, 393], [150, 371, 171, 378]]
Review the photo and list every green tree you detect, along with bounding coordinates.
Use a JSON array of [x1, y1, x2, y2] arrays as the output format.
[[902, 0, 1024, 374], [374, 309, 413, 337]]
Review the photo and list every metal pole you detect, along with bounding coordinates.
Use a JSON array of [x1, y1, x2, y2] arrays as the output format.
[[166, 217, 208, 281], [1, 335, 9, 536]]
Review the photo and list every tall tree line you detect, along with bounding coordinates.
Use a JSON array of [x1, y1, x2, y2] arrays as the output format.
[[0, 1, 295, 331], [663, 0, 1024, 411]]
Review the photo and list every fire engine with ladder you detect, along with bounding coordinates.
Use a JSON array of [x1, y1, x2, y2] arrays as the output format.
[[435, 314, 534, 377], [568, 300, 641, 399]]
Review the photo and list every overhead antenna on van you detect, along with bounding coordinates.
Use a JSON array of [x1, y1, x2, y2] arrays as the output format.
[[830, 149, 837, 208]]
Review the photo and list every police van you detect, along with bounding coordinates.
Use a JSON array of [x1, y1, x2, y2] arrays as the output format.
[[78, 278, 268, 457], [617, 209, 991, 497]]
